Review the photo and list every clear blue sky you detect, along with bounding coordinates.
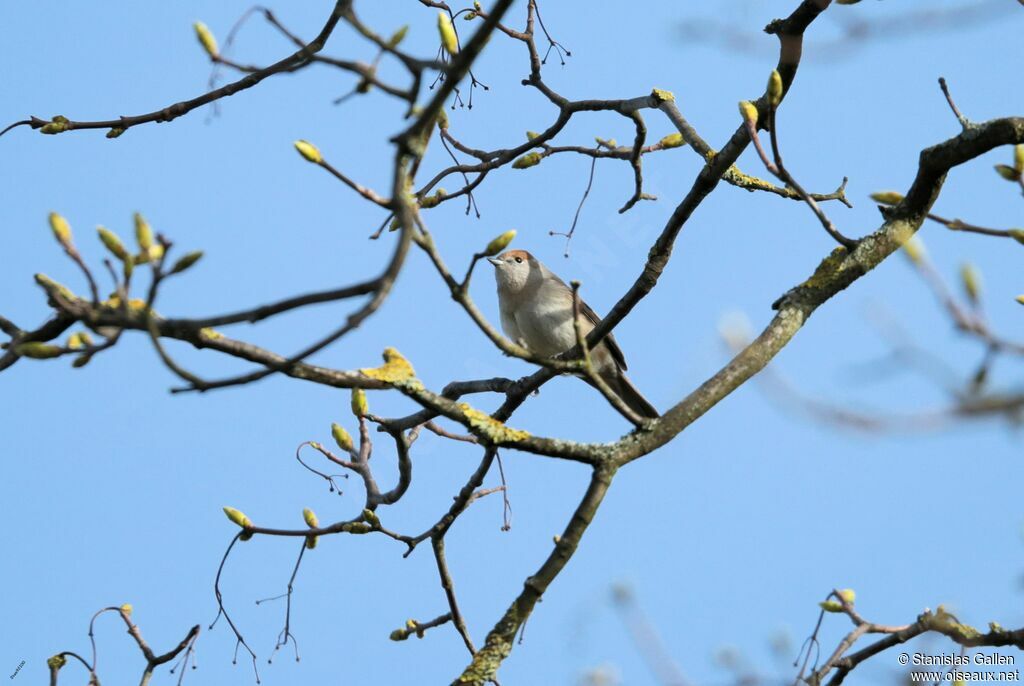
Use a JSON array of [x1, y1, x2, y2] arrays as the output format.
[[2, 2, 1022, 685]]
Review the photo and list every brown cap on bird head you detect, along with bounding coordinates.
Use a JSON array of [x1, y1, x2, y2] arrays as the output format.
[[487, 249, 533, 266]]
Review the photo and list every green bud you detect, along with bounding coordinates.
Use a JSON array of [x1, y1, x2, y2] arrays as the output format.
[[106, 127, 125, 139], [419, 188, 448, 209], [869, 191, 903, 205], [484, 230, 516, 256], [169, 250, 203, 275], [464, 11, 477, 20], [34, 273, 76, 301], [222, 506, 253, 529], [194, 21, 218, 57], [345, 522, 372, 534], [48, 212, 73, 246], [738, 101, 758, 127], [40, 120, 68, 135], [901, 236, 926, 264], [67, 331, 93, 350], [437, 108, 449, 130], [837, 588, 856, 604], [294, 140, 323, 164], [47, 655, 67, 669], [526, 130, 540, 141], [387, 25, 409, 49], [303, 507, 320, 549], [134, 213, 154, 251], [14, 342, 63, 359], [1015, 295, 1024, 306], [767, 70, 783, 107], [437, 12, 458, 54], [819, 600, 844, 613], [512, 152, 541, 169], [994, 164, 1021, 182], [97, 227, 129, 261], [960, 262, 982, 304], [332, 423, 354, 452], [1015, 144, 1024, 174], [362, 508, 380, 527], [351, 388, 369, 417], [390, 628, 408, 641], [1007, 228, 1024, 245], [120, 603, 133, 615], [137, 243, 164, 264], [658, 132, 685, 149]]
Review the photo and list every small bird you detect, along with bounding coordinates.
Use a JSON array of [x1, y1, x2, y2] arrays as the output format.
[[488, 249, 658, 419]]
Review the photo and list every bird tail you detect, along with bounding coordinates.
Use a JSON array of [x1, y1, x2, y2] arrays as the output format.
[[592, 370, 659, 419]]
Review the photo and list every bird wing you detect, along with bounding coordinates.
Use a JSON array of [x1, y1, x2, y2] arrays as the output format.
[[544, 266, 629, 371], [577, 299, 628, 371]]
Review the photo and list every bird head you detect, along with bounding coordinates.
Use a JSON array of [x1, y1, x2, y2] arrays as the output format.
[[487, 249, 539, 294]]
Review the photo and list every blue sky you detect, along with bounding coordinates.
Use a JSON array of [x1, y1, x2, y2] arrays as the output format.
[[1, 2, 1022, 685]]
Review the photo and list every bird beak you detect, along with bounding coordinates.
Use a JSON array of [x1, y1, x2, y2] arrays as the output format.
[[486, 257, 502, 266]]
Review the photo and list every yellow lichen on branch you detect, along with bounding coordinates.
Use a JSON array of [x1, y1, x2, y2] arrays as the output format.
[[458, 403, 530, 443], [360, 347, 416, 382], [650, 88, 674, 103]]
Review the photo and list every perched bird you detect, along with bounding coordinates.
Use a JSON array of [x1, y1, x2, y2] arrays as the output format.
[[488, 249, 658, 419]]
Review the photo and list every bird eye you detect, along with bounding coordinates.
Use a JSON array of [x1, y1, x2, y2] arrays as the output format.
[[514, 257, 523, 264]]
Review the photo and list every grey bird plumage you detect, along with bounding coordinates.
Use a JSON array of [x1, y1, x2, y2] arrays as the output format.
[[488, 249, 658, 419]]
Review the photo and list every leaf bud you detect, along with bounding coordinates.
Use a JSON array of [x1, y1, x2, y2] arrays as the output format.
[[134, 212, 154, 251], [512, 152, 541, 169], [362, 508, 380, 527], [14, 342, 63, 359], [351, 388, 369, 417], [223, 506, 253, 529], [332, 423, 354, 452], [294, 140, 323, 164], [97, 227, 129, 261], [869, 191, 903, 205], [169, 250, 203, 275], [738, 100, 758, 128], [194, 21, 218, 57], [437, 12, 458, 54], [659, 132, 685, 149], [767, 70, 783, 107], [994, 164, 1021, 182], [819, 600, 843, 613], [484, 230, 516, 256], [387, 25, 409, 49], [959, 262, 982, 304], [48, 212, 73, 247]]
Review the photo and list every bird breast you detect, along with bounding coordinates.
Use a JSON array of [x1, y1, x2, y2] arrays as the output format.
[[513, 282, 585, 358]]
